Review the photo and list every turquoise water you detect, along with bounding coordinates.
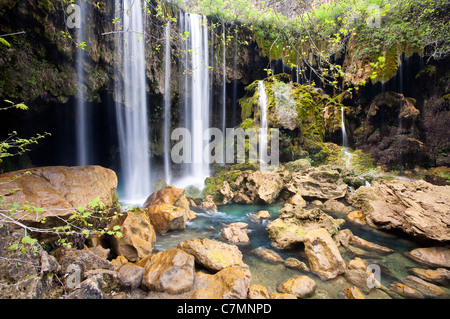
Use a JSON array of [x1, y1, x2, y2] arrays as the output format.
[[154, 202, 441, 298]]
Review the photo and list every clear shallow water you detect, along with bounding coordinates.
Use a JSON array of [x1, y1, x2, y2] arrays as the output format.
[[154, 202, 444, 298]]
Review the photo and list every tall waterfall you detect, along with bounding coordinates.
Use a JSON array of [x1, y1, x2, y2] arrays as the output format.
[[177, 12, 212, 188], [163, 22, 172, 185], [221, 22, 227, 166], [75, 0, 89, 166], [114, 0, 151, 204], [258, 80, 268, 171]]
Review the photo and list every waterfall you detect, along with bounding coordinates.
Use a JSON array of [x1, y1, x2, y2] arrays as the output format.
[[221, 22, 227, 166], [341, 106, 349, 147], [176, 12, 211, 188], [75, 0, 89, 166], [114, 0, 151, 204], [258, 80, 268, 171], [163, 22, 172, 185]]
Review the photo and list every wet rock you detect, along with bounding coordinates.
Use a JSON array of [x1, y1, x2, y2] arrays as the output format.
[[348, 179, 450, 242], [266, 207, 344, 250], [278, 275, 316, 299], [248, 284, 270, 299], [342, 286, 366, 299], [177, 238, 245, 272], [303, 228, 346, 281], [192, 266, 251, 299], [284, 258, 310, 272], [389, 282, 424, 299], [401, 275, 447, 298], [106, 208, 156, 262], [249, 210, 272, 223], [138, 248, 195, 294], [252, 247, 284, 264], [410, 268, 450, 286], [405, 247, 450, 268]]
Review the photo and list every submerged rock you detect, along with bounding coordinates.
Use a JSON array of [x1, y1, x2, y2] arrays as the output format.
[[389, 282, 423, 299], [303, 228, 346, 281], [348, 179, 450, 242], [252, 247, 284, 264]]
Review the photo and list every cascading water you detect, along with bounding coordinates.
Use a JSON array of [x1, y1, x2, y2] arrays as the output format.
[[176, 12, 211, 188], [258, 80, 268, 172], [163, 22, 172, 185], [221, 22, 227, 166], [114, 0, 151, 204], [75, 0, 89, 166], [341, 106, 349, 147]]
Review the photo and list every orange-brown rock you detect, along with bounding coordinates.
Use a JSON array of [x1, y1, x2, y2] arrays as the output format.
[[278, 275, 316, 298], [343, 286, 366, 299]]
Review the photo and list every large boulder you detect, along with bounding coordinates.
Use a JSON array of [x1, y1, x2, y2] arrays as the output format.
[[177, 238, 245, 272], [266, 207, 344, 250], [303, 228, 346, 281], [0, 165, 118, 228], [284, 166, 347, 200], [348, 179, 450, 243], [137, 248, 195, 295], [106, 208, 156, 262], [144, 186, 196, 234], [244, 171, 284, 204], [192, 265, 251, 299]]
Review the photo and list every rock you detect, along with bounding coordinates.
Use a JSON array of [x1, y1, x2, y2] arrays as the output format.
[[347, 210, 366, 225], [425, 166, 450, 186], [266, 207, 344, 250], [111, 256, 128, 271], [147, 203, 194, 234], [177, 238, 245, 272], [285, 166, 347, 200], [244, 171, 284, 204], [342, 286, 366, 299], [139, 248, 195, 294], [389, 282, 424, 299], [65, 276, 104, 299], [348, 179, 450, 242], [222, 226, 250, 243], [278, 275, 316, 298], [322, 199, 353, 215], [311, 200, 323, 206], [344, 258, 381, 293], [198, 194, 218, 212], [248, 284, 270, 299], [0, 166, 118, 233], [284, 159, 312, 172], [118, 265, 145, 291], [334, 229, 353, 247], [270, 292, 297, 299], [144, 185, 191, 211], [106, 208, 156, 262], [252, 247, 284, 264], [303, 228, 346, 281], [249, 210, 272, 223], [192, 266, 251, 299], [83, 269, 119, 293], [410, 268, 450, 286], [228, 222, 249, 229], [349, 235, 394, 255], [286, 194, 307, 208], [405, 247, 450, 268], [401, 275, 447, 298], [0, 226, 61, 299], [284, 258, 310, 272]]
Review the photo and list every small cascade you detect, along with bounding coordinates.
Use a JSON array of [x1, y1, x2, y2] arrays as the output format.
[[258, 80, 269, 171], [163, 22, 172, 185], [114, 0, 151, 204], [75, 0, 89, 166]]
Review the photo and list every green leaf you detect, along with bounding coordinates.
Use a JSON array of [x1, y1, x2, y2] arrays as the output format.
[[8, 243, 18, 251], [0, 38, 11, 48]]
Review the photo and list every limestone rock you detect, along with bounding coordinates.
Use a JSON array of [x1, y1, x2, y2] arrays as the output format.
[[342, 286, 366, 299], [106, 208, 156, 262], [401, 275, 447, 298], [252, 247, 284, 264], [347, 210, 367, 225], [248, 284, 270, 299], [244, 171, 284, 204], [266, 207, 344, 250], [322, 199, 353, 215], [144, 185, 190, 210], [284, 258, 310, 272], [410, 268, 450, 286], [349, 235, 394, 255], [147, 203, 193, 234], [344, 257, 381, 293], [303, 228, 346, 281], [222, 225, 250, 243], [249, 210, 272, 223], [139, 248, 195, 294], [285, 166, 347, 200], [405, 247, 450, 268], [348, 179, 450, 242], [192, 266, 251, 299], [177, 238, 245, 272], [65, 276, 104, 299], [270, 292, 297, 299], [389, 282, 424, 299], [286, 194, 307, 208], [118, 264, 145, 291], [278, 275, 316, 298]]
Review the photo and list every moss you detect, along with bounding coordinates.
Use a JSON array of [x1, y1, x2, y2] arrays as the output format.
[[240, 118, 255, 130]]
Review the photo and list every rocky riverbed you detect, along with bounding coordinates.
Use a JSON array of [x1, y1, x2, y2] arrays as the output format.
[[0, 163, 449, 299]]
